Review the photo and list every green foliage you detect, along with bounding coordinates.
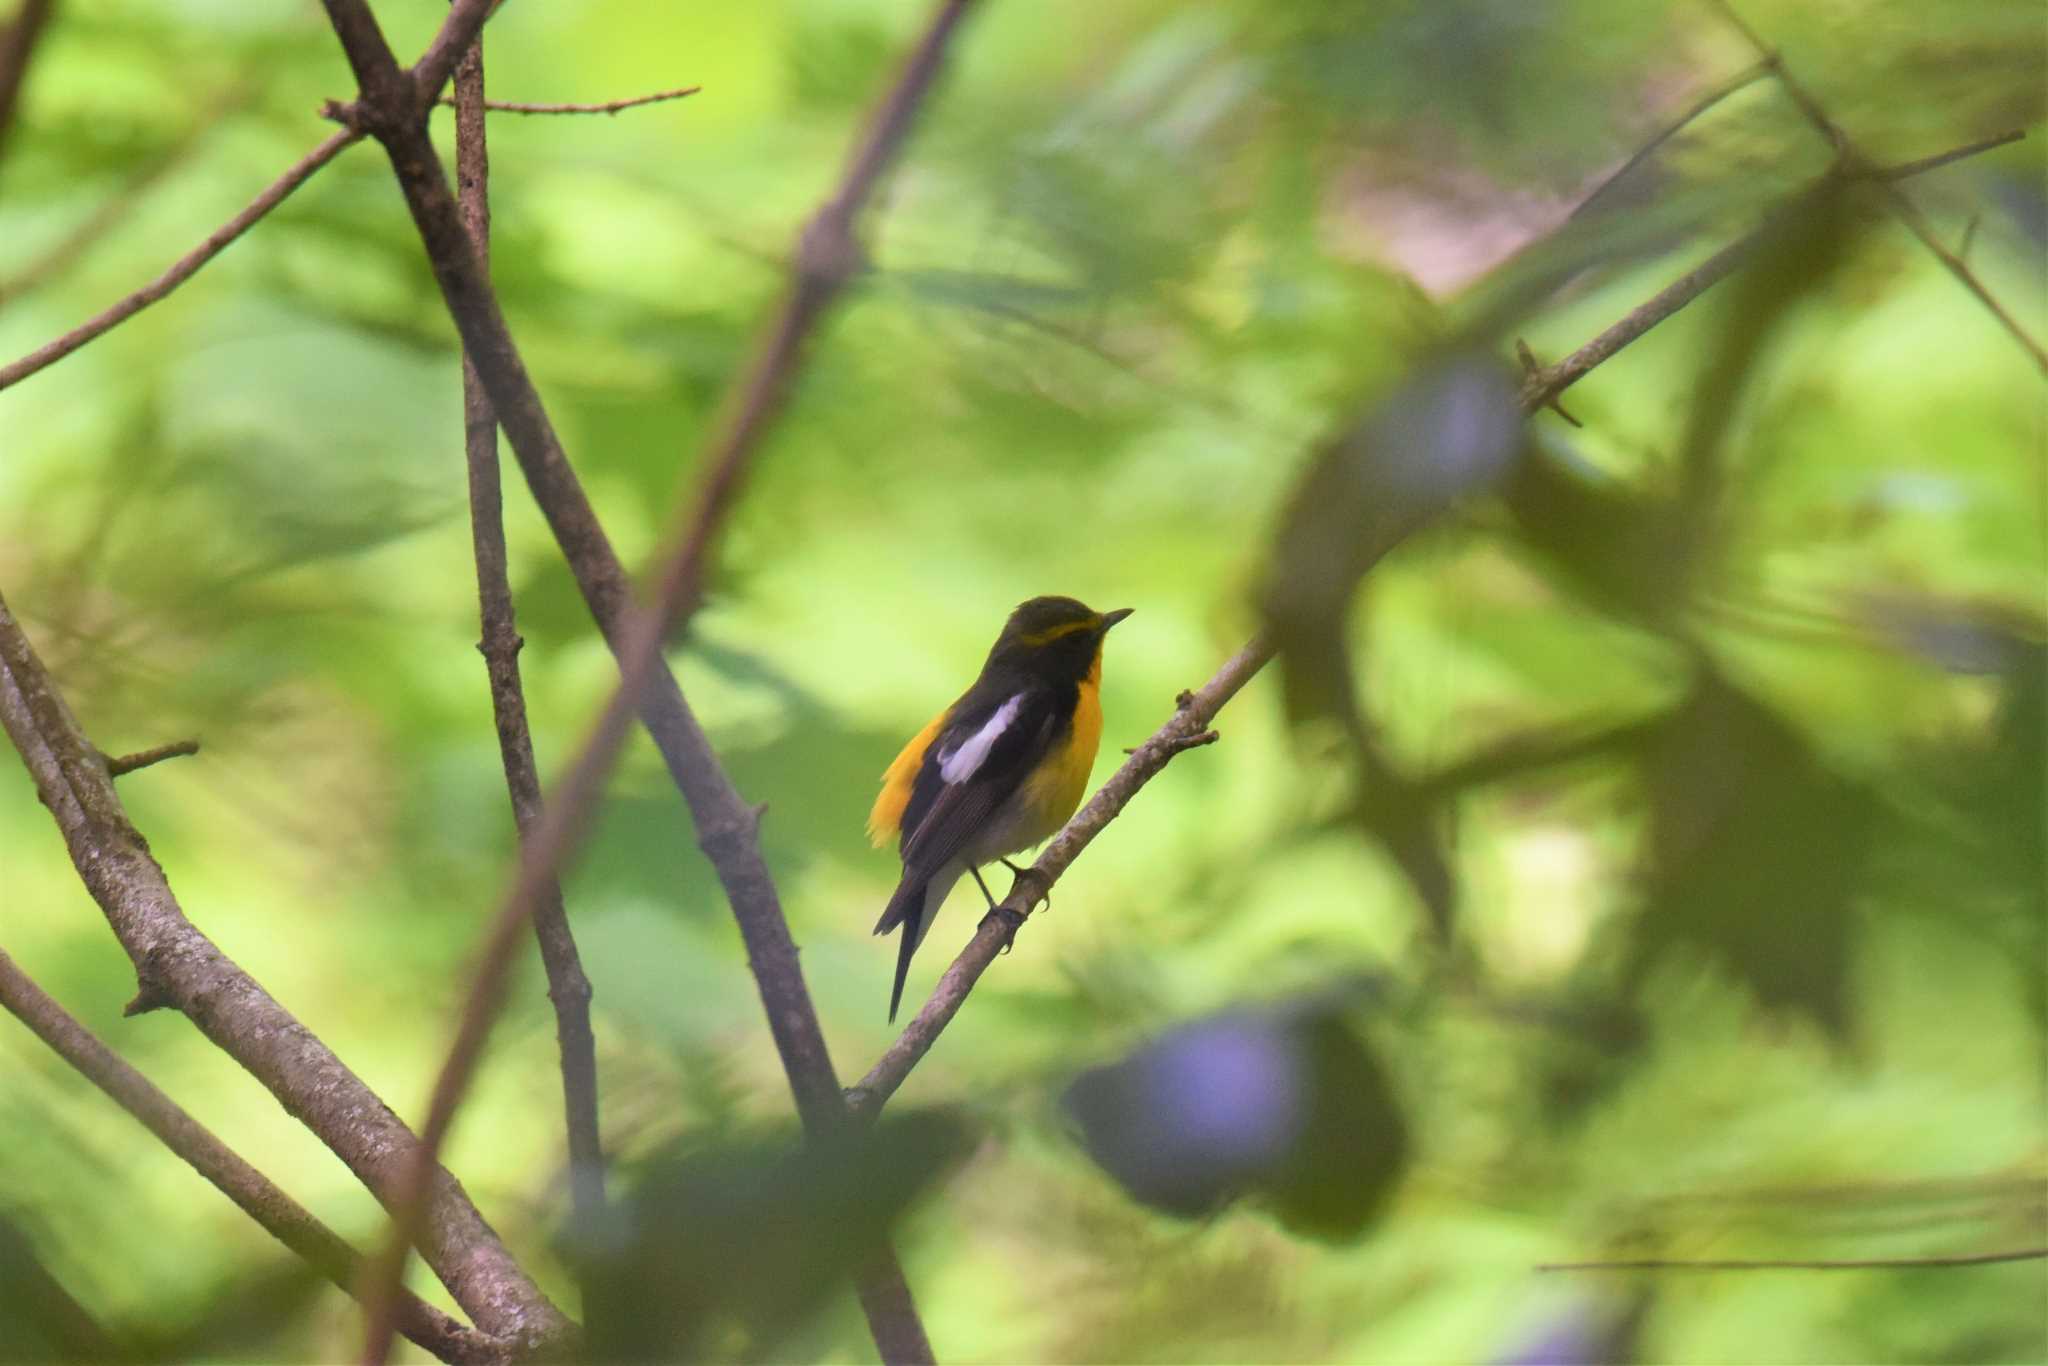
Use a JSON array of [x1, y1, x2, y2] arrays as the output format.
[[0, 0, 2041, 1362]]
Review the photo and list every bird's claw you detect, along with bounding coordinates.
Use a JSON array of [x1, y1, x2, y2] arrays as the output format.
[[1000, 859, 1050, 913], [981, 905, 1027, 954]]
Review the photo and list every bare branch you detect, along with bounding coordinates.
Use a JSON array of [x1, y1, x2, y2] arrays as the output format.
[[839, 110, 2045, 1137], [319, 2, 979, 1361], [0, 592, 573, 1349], [1519, 216, 1766, 414], [102, 738, 199, 776], [0, 128, 362, 394], [848, 637, 1273, 1119], [1709, 0, 2047, 375], [1874, 128, 2026, 181], [452, 23, 607, 1297], [412, 0, 497, 110], [0, 82, 270, 309], [0, 0, 55, 165], [0, 950, 503, 1366], [1567, 59, 1773, 223], [843, 111, 2039, 1110], [1521, 124, 2030, 415], [1538, 1247, 2048, 1273], [436, 85, 701, 116]]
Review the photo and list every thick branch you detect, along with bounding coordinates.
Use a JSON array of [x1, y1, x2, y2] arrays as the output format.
[[453, 24, 607, 1295], [848, 637, 1272, 1118], [0, 128, 362, 394], [1539, 1247, 2048, 1273], [0, 950, 501, 1365], [0, 593, 572, 1349]]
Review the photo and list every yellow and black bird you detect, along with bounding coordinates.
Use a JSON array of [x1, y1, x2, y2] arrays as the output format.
[[868, 596, 1132, 1022]]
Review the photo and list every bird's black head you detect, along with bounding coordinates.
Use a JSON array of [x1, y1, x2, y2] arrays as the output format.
[[985, 596, 1133, 684]]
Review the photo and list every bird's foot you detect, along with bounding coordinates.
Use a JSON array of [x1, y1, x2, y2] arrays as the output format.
[[999, 859, 1048, 912], [980, 904, 1027, 954]]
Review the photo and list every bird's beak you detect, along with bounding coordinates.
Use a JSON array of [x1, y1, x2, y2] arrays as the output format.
[[1099, 608, 1134, 631]]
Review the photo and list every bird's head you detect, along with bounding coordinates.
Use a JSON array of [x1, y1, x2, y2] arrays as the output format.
[[986, 596, 1133, 683]]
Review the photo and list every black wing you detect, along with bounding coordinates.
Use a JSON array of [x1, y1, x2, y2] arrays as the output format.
[[898, 680, 1067, 878]]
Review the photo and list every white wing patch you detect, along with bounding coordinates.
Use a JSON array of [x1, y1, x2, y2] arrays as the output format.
[[939, 694, 1023, 785]]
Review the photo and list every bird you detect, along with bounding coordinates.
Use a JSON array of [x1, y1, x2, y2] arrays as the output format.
[[867, 596, 1132, 1022]]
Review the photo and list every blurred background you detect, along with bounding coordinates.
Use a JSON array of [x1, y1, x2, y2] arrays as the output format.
[[0, 0, 2042, 1360]]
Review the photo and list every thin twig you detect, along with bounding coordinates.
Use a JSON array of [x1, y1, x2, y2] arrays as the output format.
[[847, 637, 1272, 1119], [1519, 213, 1767, 414], [0, 0, 55, 166], [0, 950, 503, 1366], [1875, 128, 2026, 181], [0, 85, 256, 306], [0, 127, 363, 394], [102, 738, 199, 776], [1520, 123, 2029, 415], [1538, 1247, 2048, 1273], [1708, 0, 2047, 375], [436, 85, 701, 116], [1567, 60, 1773, 223], [452, 25, 608, 1304], [323, 1, 977, 1362], [841, 118, 2041, 1117], [0, 592, 573, 1348]]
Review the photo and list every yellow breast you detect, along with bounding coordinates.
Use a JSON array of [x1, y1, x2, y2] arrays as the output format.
[[1016, 669, 1102, 849]]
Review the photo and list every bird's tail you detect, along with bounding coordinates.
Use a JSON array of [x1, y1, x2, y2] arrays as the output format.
[[875, 875, 928, 1024]]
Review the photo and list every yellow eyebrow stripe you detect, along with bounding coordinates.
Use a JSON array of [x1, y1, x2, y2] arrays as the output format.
[[1015, 618, 1098, 647]]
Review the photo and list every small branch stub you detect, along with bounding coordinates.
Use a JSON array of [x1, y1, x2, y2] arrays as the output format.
[[103, 739, 200, 777]]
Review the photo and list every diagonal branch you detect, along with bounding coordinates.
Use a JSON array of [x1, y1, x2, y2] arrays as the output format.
[[0, 127, 363, 394], [0, 949, 502, 1366], [1566, 59, 1772, 223], [318, 2, 977, 1362], [848, 637, 1272, 1118], [1708, 0, 2047, 375], [0, 591, 573, 1350], [0, 68, 691, 395], [451, 24, 607, 1301], [0, 102, 218, 306], [1520, 124, 2029, 414], [843, 120, 2039, 1122]]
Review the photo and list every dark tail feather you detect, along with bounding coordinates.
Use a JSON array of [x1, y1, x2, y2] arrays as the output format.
[[877, 876, 927, 1023]]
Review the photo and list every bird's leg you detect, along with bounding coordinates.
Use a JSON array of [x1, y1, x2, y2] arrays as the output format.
[[971, 864, 1025, 953]]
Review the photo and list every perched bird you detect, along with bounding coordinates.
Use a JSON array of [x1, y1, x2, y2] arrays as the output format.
[[868, 596, 1132, 1022]]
